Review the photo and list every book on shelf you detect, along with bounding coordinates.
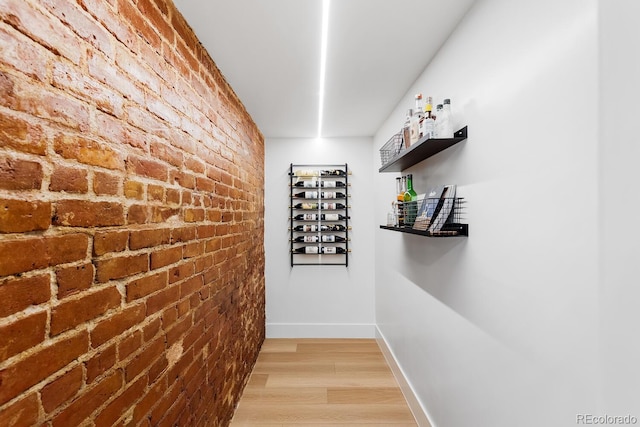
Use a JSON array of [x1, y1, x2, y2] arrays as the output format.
[[412, 186, 445, 231], [428, 184, 456, 232]]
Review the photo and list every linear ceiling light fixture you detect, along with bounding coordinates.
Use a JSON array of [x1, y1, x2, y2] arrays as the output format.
[[317, 0, 330, 138]]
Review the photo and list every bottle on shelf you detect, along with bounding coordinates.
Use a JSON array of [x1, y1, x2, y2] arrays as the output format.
[[293, 202, 318, 209], [320, 246, 347, 254], [291, 224, 348, 232], [294, 191, 319, 199], [294, 169, 318, 177], [292, 235, 347, 243], [320, 191, 346, 199], [294, 179, 318, 188], [321, 180, 345, 188], [403, 173, 418, 227], [292, 246, 320, 254], [420, 96, 435, 140], [439, 98, 454, 138], [293, 213, 349, 221], [434, 104, 443, 137], [410, 94, 423, 144], [402, 109, 413, 149], [321, 202, 346, 210], [320, 169, 346, 177], [396, 176, 405, 227]]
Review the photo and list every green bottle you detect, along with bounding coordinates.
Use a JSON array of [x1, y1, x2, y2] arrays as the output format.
[[403, 174, 418, 226]]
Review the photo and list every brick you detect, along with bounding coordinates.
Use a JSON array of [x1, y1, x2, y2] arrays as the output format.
[[150, 140, 182, 168], [183, 241, 205, 259], [127, 270, 167, 302], [125, 336, 165, 382], [94, 253, 148, 283], [54, 200, 124, 227], [0, 198, 51, 233], [54, 133, 124, 170], [184, 208, 205, 223], [56, 263, 95, 299], [40, 365, 83, 413], [180, 275, 203, 299], [93, 230, 128, 256], [146, 285, 179, 315], [0, 275, 50, 317], [85, 344, 116, 384], [126, 204, 150, 225], [127, 154, 168, 182], [0, 331, 88, 406], [166, 187, 181, 204], [117, 330, 142, 362], [131, 376, 167, 425], [169, 261, 194, 284], [45, 233, 90, 266], [148, 183, 164, 201], [143, 317, 162, 342], [93, 170, 120, 195], [129, 228, 169, 250], [0, 311, 46, 363], [0, 157, 43, 191], [170, 169, 195, 189], [151, 206, 180, 223], [0, 110, 46, 155], [51, 286, 121, 336], [150, 246, 182, 270], [49, 165, 88, 193], [170, 226, 196, 244], [51, 371, 122, 427], [124, 180, 144, 200], [94, 375, 146, 426], [0, 393, 39, 427], [91, 303, 146, 348]]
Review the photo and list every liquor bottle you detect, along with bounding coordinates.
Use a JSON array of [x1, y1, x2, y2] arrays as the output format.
[[320, 246, 347, 254], [293, 213, 349, 221], [434, 104, 443, 137], [420, 96, 435, 139], [402, 109, 412, 149], [321, 202, 346, 210], [403, 173, 418, 226], [396, 177, 405, 227], [439, 98, 454, 138], [321, 180, 345, 188], [411, 94, 423, 144], [293, 246, 320, 254], [293, 202, 318, 209], [320, 191, 346, 199], [320, 169, 346, 177], [294, 179, 318, 188], [294, 191, 318, 199]]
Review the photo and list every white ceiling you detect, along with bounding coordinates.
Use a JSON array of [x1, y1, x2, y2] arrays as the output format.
[[173, 0, 476, 139]]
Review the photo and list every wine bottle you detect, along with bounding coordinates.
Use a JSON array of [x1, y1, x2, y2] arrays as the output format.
[[321, 180, 345, 188], [321, 202, 346, 210], [295, 170, 318, 177], [292, 246, 320, 254], [320, 246, 347, 254], [294, 180, 318, 188], [293, 202, 318, 209], [293, 235, 319, 243], [294, 191, 318, 199], [321, 235, 346, 243], [320, 169, 346, 177], [292, 224, 347, 232], [320, 191, 346, 199], [293, 213, 349, 221], [403, 174, 418, 227]]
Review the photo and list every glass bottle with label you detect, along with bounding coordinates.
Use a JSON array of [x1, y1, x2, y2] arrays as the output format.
[[403, 174, 418, 227]]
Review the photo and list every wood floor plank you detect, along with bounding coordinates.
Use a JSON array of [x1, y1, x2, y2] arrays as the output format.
[[265, 372, 397, 388], [237, 387, 328, 404], [252, 361, 335, 375], [296, 342, 381, 354], [327, 387, 407, 404]]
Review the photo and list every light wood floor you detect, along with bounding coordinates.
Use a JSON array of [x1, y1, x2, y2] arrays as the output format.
[[230, 338, 418, 426]]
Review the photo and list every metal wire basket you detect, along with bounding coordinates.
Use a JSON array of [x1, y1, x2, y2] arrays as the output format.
[[379, 131, 404, 167]]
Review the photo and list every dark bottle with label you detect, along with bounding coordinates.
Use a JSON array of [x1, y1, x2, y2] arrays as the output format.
[[294, 180, 318, 188], [292, 224, 347, 232], [292, 246, 320, 254], [320, 169, 346, 177], [294, 191, 319, 199], [320, 246, 347, 254], [293, 202, 318, 209], [293, 213, 349, 221], [321, 181, 345, 188], [320, 192, 346, 199], [321, 202, 346, 210]]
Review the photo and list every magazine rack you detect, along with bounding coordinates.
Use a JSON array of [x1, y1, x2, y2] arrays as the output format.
[[380, 197, 467, 237]]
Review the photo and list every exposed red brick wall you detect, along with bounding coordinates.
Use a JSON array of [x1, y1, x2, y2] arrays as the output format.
[[0, 0, 265, 425]]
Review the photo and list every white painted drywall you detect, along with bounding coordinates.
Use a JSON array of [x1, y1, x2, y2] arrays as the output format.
[[374, 0, 604, 425], [264, 137, 376, 337]]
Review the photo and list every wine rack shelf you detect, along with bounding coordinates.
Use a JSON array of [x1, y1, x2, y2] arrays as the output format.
[[379, 126, 468, 172], [289, 163, 350, 267]]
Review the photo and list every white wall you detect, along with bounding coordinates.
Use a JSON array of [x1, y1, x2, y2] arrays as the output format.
[[598, 0, 640, 414], [374, 0, 603, 425], [265, 137, 376, 337]]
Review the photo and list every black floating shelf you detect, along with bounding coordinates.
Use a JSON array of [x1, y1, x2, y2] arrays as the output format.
[[379, 126, 468, 172], [379, 224, 468, 237]]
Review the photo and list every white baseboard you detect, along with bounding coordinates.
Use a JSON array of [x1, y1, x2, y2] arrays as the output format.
[[376, 327, 434, 427], [266, 323, 377, 338]]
